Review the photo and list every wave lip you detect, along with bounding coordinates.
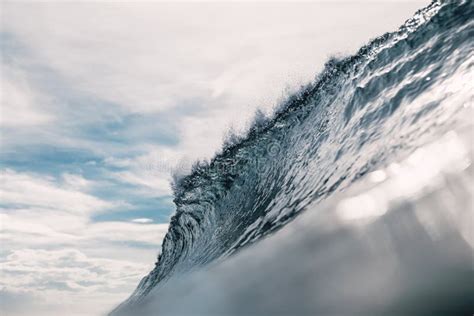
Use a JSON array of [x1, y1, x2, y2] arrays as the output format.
[[112, 0, 474, 314]]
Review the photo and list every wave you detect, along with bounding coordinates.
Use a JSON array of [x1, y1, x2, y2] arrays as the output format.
[[112, 0, 473, 314], [117, 128, 474, 316]]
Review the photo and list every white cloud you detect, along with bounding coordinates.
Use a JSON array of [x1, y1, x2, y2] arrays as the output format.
[[1, 211, 82, 246], [86, 221, 168, 245], [0, 170, 167, 247], [111, 170, 172, 197], [61, 173, 93, 190], [103, 145, 194, 196], [1, 169, 113, 215], [0, 67, 54, 127], [0, 170, 169, 315], [0, 248, 153, 316], [2, 1, 428, 162], [132, 218, 154, 224], [1, 211, 168, 248]]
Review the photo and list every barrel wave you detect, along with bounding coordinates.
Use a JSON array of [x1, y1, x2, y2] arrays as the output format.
[[112, 1, 473, 314]]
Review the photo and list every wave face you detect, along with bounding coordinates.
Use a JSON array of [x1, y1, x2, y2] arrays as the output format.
[[113, 0, 473, 313]]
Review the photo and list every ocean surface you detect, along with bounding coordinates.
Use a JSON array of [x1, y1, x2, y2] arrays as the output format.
[[112, 1, 473, 314]]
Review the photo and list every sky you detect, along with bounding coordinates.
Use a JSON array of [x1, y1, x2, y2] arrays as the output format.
[[0, 1, 428, 315]]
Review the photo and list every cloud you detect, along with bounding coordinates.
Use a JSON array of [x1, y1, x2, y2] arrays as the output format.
[[61, 173, 93, 191], [0, 170, 169, 315], [111, 170, 172, 197], [0, 75, 53, 127], [0, 170, 168, 246], [0, 289, 45, 316], [86, 221, 168, 245], [0, 248, 154, 316], [1, 248, 148, 291], [1, 1, 429, 161], [1, 169, 114, 215], [131, 218, 153, 224], [1, 212, 168, 247]]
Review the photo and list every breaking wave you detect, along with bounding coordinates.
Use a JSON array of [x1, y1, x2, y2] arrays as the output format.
[[112, 1, 473, 314]]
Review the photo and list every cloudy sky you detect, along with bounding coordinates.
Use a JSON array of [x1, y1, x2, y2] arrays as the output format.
[[1, 1, 428, 315]]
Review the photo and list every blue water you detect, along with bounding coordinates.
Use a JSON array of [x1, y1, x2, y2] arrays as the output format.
[[112, 1, 473, 314]]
